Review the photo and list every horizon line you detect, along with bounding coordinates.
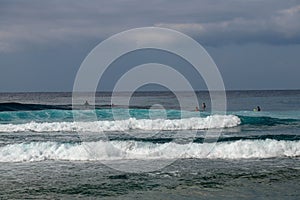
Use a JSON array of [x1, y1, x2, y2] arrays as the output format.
[[0, 89, 300, 93]]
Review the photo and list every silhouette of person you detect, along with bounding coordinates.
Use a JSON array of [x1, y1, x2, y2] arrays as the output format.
[[202, 103, 206, 111], [257, 106, 261, 111], [254, 106, 261, 112]]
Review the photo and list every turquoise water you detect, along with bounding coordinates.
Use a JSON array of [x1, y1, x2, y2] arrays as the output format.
[[0, 91, 299, 199]]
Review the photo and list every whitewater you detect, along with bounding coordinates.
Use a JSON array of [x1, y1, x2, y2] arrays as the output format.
[[0, 139, 299, 162], [0, 115, 240, 132]]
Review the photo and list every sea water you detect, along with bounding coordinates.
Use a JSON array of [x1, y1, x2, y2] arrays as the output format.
[[0, 91, 299, 199]]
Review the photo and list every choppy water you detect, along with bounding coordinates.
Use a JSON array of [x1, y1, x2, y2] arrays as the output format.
[[0, 91, 299, 199]]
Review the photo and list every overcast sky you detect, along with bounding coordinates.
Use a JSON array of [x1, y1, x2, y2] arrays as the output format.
[[0, 0, 299, 92]]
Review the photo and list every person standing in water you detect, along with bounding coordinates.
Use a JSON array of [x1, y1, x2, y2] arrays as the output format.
[[202, 103, 206, 111], [257, 106, 261, 111], [254, 106, 261, 112]]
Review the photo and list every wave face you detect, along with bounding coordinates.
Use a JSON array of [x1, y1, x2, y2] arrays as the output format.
[[0, 115, 240, 133], [238, 116, 299, 126], [0, 139, 299, 162], [0, 102, 72, 112], [1, 108, 299, 126], [0, 102, 150, 112]]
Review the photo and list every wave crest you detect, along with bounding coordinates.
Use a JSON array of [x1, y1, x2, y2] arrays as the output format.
[[0, 139, 299, 162], [0, 115, 240, 133]]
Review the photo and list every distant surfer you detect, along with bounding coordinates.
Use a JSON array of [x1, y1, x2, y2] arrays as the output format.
[[202, 102, 206, 111], [257, 106, 261, 111], [84, 100, 89, 106], [195, 106, 199, 111], [253, 106, 261, 112]]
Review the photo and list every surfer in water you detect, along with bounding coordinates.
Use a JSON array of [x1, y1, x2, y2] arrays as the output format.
[[253, 106, 261, 112], [195, 106, 199, 111], [257, 106, 261, 111], [202, 102, 206, 111]]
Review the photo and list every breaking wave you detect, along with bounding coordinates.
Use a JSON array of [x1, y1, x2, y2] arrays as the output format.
[[0, 139, 299, 162], [0, 115, 240, 133]]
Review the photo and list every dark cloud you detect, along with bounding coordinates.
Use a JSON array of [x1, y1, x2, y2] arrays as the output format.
[[0, 0, 300, 52]]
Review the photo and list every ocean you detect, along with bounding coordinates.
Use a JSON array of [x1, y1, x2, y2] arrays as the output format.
[[0, 90, 299, 199]]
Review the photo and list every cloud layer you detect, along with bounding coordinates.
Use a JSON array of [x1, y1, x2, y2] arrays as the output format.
[[0, 0, 300, 52]]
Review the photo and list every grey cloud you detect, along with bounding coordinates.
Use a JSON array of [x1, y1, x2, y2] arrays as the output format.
[[0, 0, 299, 52], [156, 4, 300, 45]]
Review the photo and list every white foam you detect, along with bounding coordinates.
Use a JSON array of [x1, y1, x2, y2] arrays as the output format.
[[0, 115, 241, 133], [0, 139, 299, 162]]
